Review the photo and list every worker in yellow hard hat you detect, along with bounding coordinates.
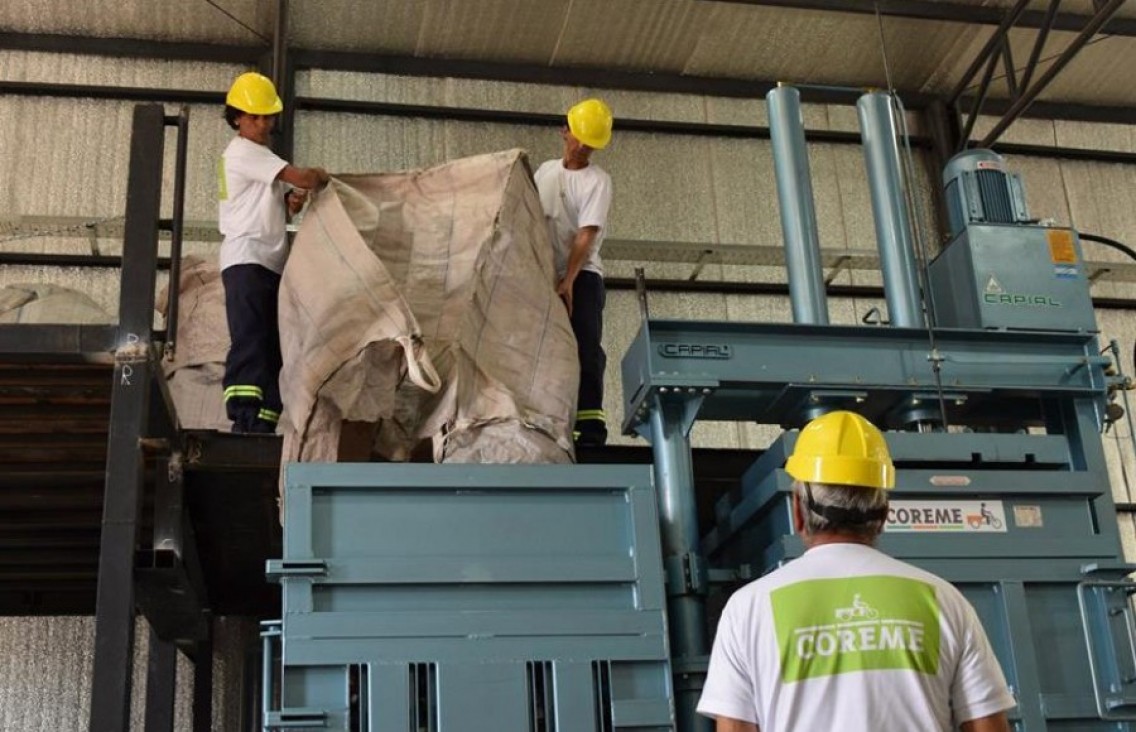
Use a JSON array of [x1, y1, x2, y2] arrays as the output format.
[[218, 72, 329, 434], [698, 411, 1014, 732], [534, 98, 614, 448]]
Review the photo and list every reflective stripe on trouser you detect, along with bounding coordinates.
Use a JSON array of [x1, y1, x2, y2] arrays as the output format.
[[223, 385, 264, 401], [222, 264, 283, 430], [570, 272, 607, 438]]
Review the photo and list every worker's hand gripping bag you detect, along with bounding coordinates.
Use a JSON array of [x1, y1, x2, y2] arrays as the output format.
[[277, 149, 578, 473]]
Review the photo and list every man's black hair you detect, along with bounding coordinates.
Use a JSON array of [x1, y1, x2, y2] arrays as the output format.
[[224, 105, 243, 130]]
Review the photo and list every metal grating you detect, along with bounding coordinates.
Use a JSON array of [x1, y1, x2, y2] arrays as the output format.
[[975, 169, 1016, 224]]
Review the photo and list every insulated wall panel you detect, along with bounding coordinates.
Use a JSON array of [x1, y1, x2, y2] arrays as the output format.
[[0, 51, 240, 91], [0, 0, 270, 42], [0, 97, 230, 223], [0, 616, 252, 731]]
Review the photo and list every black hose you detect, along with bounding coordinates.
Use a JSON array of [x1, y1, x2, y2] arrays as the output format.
[[1080, 232, 1136, 264]]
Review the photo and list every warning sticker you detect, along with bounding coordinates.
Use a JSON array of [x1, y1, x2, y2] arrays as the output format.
[[1047, 230, 1077, 264], [885, 500, 1007, 533], [1013, 505, 1044, 528]]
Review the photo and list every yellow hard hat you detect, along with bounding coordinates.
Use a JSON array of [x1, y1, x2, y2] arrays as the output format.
[[226, 72, 283, 116], [567, 98, 613, 150], [785, 411, 895, 490]]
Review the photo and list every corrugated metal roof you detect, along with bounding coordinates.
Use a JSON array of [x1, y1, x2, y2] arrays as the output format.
[[2, 0, 1132, 108]]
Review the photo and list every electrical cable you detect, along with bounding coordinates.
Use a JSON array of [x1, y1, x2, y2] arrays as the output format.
[[202, 0, 269, 43], [872, 2, 896, 94], [1079, 232, 1136, 264], [875, 4, 951, 429], [894, 95, 952, 429]]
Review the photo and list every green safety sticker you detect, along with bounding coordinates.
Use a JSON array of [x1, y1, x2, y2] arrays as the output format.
[[772, 575, 941, 682]]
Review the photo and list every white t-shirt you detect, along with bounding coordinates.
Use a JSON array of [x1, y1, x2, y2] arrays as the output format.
[[698, 543, 1015, 731], [218, 136, 289, 274], [533, 159, 612, 278]]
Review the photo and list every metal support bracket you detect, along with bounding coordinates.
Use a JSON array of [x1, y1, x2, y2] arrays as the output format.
[[265, 710, 328, 729], [707, 565, 758, 585], [266, 559, 328, 582], [665, 552, 710, 596], [630, 384, 715, 440], [823, 254, 852, 285], [688, 248, 717, 282], [1078, 576, 1136, 719]]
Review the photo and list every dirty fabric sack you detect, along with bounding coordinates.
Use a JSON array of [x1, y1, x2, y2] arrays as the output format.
[[157, 256, 231, 431], [277, 177, 441, 467], [279, 148, 578, 466], [0, 283, 111, 324]]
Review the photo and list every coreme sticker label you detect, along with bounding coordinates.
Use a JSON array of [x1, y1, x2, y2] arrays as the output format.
[[772, 575, 941, 682], [1047, 230, 1078, 264], [886, 500, 1007, 533]]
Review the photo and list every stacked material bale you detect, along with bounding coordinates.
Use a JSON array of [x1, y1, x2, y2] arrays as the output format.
[[0, 283, 111, 324], [157, 256, 231, 431]]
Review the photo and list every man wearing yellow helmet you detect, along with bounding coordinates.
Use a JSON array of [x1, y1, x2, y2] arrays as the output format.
[[534, 98, 614, 447], [218, 72, 329, 433], [698, 411, 1013, 732]]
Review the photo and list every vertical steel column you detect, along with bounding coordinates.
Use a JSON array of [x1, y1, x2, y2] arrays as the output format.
[[89, 104, 165, 732], [767, 85, 829, 325], [193, 621, 214, 732], [648, 396, 711, 732], [922, 99, 961, 241], [271, 0, 295, 162], [857, 92, 923, 329], [144, 626, 177, 732], [163, 107, 189, 361]]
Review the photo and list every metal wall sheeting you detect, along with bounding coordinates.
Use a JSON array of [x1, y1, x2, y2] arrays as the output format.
[[0, 0, 271, 43], [2, 66, 1133, 450], [0, 96, 234, 223], [0, 616, 253, 731], [0, 51, 242, 90]]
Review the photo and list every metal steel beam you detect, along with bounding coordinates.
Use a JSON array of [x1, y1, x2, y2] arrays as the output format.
[[0, 324, 117, 357], [702, 0, 1136, 36], [271, 0, 295, 162], [163, 108, 189, 362], [88, 104, 165, 732], [292, 48, 935, 105], [1, 41, 1132, 128], [0, 81, 220, 105], [193, 625, 214, 732], [295, 97, 880, 143], [0, 32, 262, 62], [964, 97, 1136, 126], [979, 0, 1128, 147], [144, 625, 177, 732], [948, 0, 1033, 104]]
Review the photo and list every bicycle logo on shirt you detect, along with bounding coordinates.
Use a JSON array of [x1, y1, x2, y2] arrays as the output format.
[[834, 593, 879, 622]]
